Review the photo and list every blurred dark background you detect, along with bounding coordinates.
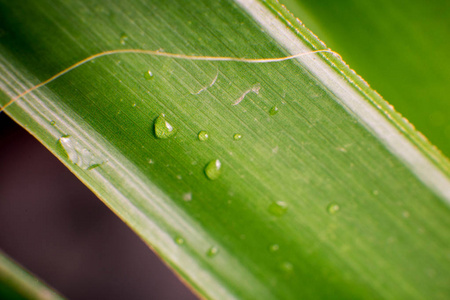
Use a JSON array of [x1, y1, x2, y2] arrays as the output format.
[[0, 113, 197, 300]]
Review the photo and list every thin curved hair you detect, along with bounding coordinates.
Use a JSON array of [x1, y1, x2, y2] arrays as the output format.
[[0, 48, 340, 112]]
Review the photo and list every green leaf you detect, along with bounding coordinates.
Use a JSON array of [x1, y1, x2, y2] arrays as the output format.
[[1, 0, 449, 299], [282, 0, 450, 157], [0, 251, 64, 300]]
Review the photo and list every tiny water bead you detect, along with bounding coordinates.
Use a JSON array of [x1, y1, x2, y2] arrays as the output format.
[[182, 192, 192, 201], [204, 159, 222, 180], [269, 244, 280, 252], [280, 261, 294, 274], [198, 130, 209, 141], [327, 202, 340, 215], [144, 70, 153, 80], [233, 133, 242, 140], [207, 246, 219, 257], [268, 201, 288, 216], [269, 105, 279, 115], [119, 33, 128, 45], [154, 114, 176, 139], [175, 237, 185, 245], [50, 120, 56, 126]]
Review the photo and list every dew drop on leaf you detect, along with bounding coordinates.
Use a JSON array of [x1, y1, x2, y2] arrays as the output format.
[[268, 201, 288, 216], [233, 133, 242, 140], [280, 261, 294, 274], [154, 114, 176, 139], [269, 244, 279, 252], [327, 202, 340, 215], [50, 120, 56, 126], [175, 237, 185, 245], [182, 192, 192, 201], [119, 33, 128, 45], [59, 136, 103, 170], [198, 130, 209, 141], [204, 159, 222, 180], [269, 105, 279, 115], [207, 246, 219, 257], [144, 70, 153, 80]]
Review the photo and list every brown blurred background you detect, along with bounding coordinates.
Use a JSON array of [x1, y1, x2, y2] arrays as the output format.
[[0, 113, 197, 299]]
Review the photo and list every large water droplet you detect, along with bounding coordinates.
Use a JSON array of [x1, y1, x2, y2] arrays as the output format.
[[269, 105, 279, 115], [198, 130, 209, 141], [233, 133, 242, 140], [268, 201, 288, 216], [59, 136, 103, 170], [207, 246, 219, 257], [327, 202, 340, 215], [204, 159, 222, 180], [154, 114, 176, 139], [144, 70, 153, 80]]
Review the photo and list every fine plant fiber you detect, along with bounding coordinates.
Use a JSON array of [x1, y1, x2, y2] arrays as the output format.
[[0, 0, 449, 299]]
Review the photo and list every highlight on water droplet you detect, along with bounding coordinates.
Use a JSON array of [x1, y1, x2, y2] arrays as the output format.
[[50, 120, 56, 126], [268, 201, 288, 216], [119, 33, 128, 45], [233, 133, 242, 140], [204, 159, 222, 180], [175, 237, 185, 245], [269, 244, 279, 252], [154, 114, 176, 139], [59, 136, 103, 170], [327, 202, 340, 215], [269, 105, 279, 115], [198, 130, 209, 141], [207, 246, 219, 257], [144, 70, 153, 80]]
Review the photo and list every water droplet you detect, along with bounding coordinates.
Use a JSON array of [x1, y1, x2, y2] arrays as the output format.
[[233, 133, 242, 140], [182, 192, 192, 201], [207, 246, 219, 257], [50, 120, 56, 126], [198, 130, 209, 141], [119, 33, 128, 45], [148, 159, 154, 164], [154, 114, 176, 139], [144, 70, 153, 80], [269, 244, 279, 252], [59, 136, 103, 170], [268, 201, 288, 216], [269, 105, 279, 115], [175, 237, 185, 245], [280, 261, 293, 273], [204, 159, 222, 180], [327, 202, 340, 215]]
